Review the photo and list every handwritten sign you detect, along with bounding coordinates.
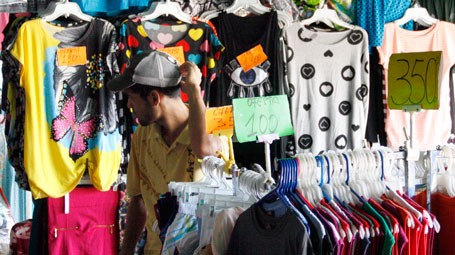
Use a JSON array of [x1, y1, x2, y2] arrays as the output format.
[[388, 51, 442, 109], [158, 46, 185, 65], [236, 44, 268, 72], [233, 95, 294, 143], [57, 46, 87, 66], [206, 105, 234, 135]]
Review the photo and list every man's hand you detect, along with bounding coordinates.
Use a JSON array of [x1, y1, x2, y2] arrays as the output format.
[[179, 61, 202, 96]]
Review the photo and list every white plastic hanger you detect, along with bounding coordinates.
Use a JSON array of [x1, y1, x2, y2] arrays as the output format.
[[201, 0, 292, 27], [140, 0, 193, 24], [301, 1, 354, 30], [394, 1, 438, 27], [40, 0, 92, 22]]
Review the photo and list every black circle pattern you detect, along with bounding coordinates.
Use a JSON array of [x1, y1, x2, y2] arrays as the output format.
[[319, 117, 331, 132], [341, 66, 355, 81], [356, 84, 368, 101], [298, 135, 313, 149], [335, 135, 347, 149], [338, 101, 351, 115], [301, 64, 315, 79], [319, 82, 333, 97], [289, 83, 295, 97], [347, 30, 363, 45]]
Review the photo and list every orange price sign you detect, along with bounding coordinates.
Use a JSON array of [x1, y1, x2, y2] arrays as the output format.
[[158, 46, 185, 65], [206, 105, 234, 135], [57, 46, 87, 66], [236, 44, 268, 72]]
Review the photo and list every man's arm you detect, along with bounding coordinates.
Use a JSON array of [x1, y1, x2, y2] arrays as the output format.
[[119, 195, 148, 255], [179, 61, 224, 158]]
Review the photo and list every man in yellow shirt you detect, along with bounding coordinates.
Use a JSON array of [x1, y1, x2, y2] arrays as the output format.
[[108, 51, 229, 254]]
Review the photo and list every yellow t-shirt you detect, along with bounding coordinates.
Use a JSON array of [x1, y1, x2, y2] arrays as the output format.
[[10, 19, 121, 198], [127, 123, 229, 255]]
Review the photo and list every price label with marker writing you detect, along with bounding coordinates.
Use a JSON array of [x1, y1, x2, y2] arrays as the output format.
[[388, 51, 442, 109], [206, 105, 234, 136], [233, 95, 294, 143]]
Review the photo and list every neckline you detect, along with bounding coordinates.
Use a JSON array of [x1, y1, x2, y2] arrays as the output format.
[[40, 18, 94, 44], [138, 19, 193, 47], [222, 11, 273, 47], [298, 25, 356, 46], [251, 203, 293, 236], [393, 21, 439, 37]]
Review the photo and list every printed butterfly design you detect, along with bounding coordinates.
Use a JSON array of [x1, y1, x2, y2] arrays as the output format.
[[51, 96, 99, 161]]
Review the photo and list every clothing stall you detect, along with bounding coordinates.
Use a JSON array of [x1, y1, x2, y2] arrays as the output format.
[[0, 0, 455, 254]]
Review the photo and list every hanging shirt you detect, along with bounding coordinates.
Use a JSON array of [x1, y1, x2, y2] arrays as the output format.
[[227, 202, 312, 255], [213, 11, 284, 106], [10, 18, 121, 198], [284, 24, 369, 153], [377, 21, 455, 149]]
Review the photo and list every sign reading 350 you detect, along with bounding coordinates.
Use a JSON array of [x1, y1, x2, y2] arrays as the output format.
[[388, 51, 442, 110]]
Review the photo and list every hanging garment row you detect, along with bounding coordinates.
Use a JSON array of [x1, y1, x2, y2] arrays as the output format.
[[154, 147, 442, 255]]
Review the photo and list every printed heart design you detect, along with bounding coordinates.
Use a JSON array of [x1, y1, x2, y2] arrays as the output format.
[[149, 41, 164, 50], [172, 24, 188, 32], [319, 82, 333, 97], [341, 66, 355, 81], [157, 33, 173, 45], [143, 21, 161, 31], [351, 125, 360, 131], [189, 28, 203, 41], [324, 50, 333, 57], [118, 42, 125, 51], [200, 40, 210, 52], [335, 135, 347, 149], [127, 35, 139, 48], [319, 117, 331, 131], [303, 104, 311, 111], [298, 135, 313, 149], [137, 25, 148, 38], [188, 54, 202, 65], [356, 85, 368, 101], [300, 63, 315, 79], [119, 24, 127, 36], [338, 101, 351, 115], [298, 28, 312, 42], [208, 57, 216, 69], [176, 40, 190, 52], [347, 30, 363, 45], [210, 33, 222, 47], [214, 51, 221, 61], [201, 65, 208, 77]]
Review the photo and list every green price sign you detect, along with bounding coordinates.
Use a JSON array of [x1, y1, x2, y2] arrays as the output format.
[[233, 95, 294, 143], [388, 51, 442, 110]]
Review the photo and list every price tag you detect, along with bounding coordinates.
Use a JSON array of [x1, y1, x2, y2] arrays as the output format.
[[158, 46, 185, 65], [388, 51, 442, 110], [57, 46, 87, 66], [206, 105, 234, 135], [233, 95, 294, 143], [236, 44, 268, 72]]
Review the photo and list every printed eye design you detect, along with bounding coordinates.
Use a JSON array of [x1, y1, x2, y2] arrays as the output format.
[[224, 59, 272, 98]]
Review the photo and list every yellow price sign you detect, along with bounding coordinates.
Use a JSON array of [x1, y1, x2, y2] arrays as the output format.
[[206, 106, 234, 135], [388, 51, 442, 109]]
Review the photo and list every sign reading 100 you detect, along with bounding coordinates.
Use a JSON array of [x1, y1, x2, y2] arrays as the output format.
[[387, 51, 442, 110]]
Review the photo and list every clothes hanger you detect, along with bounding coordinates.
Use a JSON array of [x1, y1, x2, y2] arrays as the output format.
[[140, 0, 193, 24], [201, 0, 292, 27], [300, 0, 354, 30], [40, 0, 92, 23], [394, 1, 438, 27]]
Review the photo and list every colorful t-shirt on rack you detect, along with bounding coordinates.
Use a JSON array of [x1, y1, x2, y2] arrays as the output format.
[[284, 24, 369, 153], [10, 18, 121, 198], [377, 21, 455, 149], [117, 16, 223, 103]]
